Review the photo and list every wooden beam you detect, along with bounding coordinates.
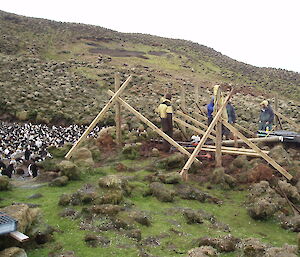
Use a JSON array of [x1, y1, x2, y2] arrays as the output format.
[[215, 85, 222, 167], [195, 102, 208, 119], [65, 75, 132, 159], [107, 90, 200, 163], [115, 73, 122, 146], [173, 117, 216, 140], [180, 89, 234, 176], [274, 94, 278, 126], [234, 123, 256, 138], [223, 120, 292, 180], [180, 84, 187, 134], [177, 110, 216, 135], [9, 231, 29, 242], [183, 146, 267, 157], [193, 110, 207, 121], [202, 145, 270, 154], [274, 110, 300, 131], [195, 84, 200, 107]]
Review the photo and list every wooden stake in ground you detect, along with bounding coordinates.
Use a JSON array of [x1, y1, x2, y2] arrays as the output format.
[[107, 90, 200, 163], [65, 75, 132, 159], [180, 90, 234, 177], [223, 119, 292, 180], [115, 73, 122, 146], [180, 84, 187, 134]]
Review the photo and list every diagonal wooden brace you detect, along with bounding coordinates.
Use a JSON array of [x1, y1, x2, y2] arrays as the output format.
[[173, 116, 216, 140], [223, 119, 292, 180], [180, 90, 234, 177], [107, 90, 200, 163], [176, 110, 216, 135], [65, 75, 132, 159]]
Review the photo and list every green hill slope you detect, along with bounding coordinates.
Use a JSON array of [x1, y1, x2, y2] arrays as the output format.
[[0, 10, 299, 127]]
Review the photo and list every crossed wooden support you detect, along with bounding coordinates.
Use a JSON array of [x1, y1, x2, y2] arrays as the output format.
[[65, 75, 199, 163], [65, 75, 292, 182]]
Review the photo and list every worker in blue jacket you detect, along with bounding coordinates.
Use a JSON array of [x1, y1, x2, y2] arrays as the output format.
[[207, 97, 214, 126]]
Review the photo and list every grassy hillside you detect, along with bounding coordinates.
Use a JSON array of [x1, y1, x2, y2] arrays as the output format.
[[0, 10, 299, 127]]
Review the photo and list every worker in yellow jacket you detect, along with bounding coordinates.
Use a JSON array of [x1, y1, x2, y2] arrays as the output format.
[[156, 93, 173, 152]]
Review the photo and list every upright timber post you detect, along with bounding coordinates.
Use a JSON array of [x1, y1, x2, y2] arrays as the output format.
[[274, 94, 278, 126], [180, 83, 187, 134], [195, 84, 200, 107], [115, 73, 122, 145], [214, 85, 222, 167]]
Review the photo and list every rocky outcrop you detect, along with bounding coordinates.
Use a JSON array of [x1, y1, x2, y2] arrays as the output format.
[[58, 160, 80, 180], [148, 182, 175, 202], [246, 181, 285, 220], [72, 147, 94, 167], [0, 247, 27, 257], [0, 176, 11, 191]]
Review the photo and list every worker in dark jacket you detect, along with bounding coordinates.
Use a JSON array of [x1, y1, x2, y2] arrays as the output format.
[[156, 93, 173, 152], [259, 100, 274, 131], [207, 97, 214, 126], [226, 101, 236, 124]]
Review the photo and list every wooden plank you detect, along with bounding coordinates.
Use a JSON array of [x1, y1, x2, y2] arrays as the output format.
[[107, 90, 200, 163], [176, 110, 216, 135], [274, 110, 300, 131], [215, 86, 222, 167], [65, 75, 132, 159], [223, 120, 292, 180], [202, 145, 269, 154], [195, 84, 200, 107], [9, 231, 29, 242], [193, 110, 207, 121], [180, 89, 234, 176], [174, 122, 189, 141], [234, 123, 256, 138], [115, 73, 122, 145], [180, 84, 187, 134], [173, 117, 216, 141], [195, 102, 207, 117], [274, 94, 278, 126], [183, 146, 266, 157]]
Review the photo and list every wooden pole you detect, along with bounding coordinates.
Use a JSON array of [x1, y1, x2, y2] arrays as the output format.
[[65, 75, 132, 159], [195, 85, 200, 107], [215, 86, 222, 167], [115, 73, 122, 146], [274, 94, 278, 126], [180, 90, 234, 177], [183, 146, 268, 157], [274, 110, 300, 132], [193, 111, 207, 122], [234, 123, 256, 138], [223, 120, 292, 180], [177, 110, 216, 135], [202, 145, 270, 154], [195, 102, 207, 118], [107, 90, 200, 163], [173, 117, 216, 141], [180, 84, 187, 134]]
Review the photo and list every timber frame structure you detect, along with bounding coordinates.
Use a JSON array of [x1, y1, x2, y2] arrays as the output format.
[[65, 75, 293, 181]]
